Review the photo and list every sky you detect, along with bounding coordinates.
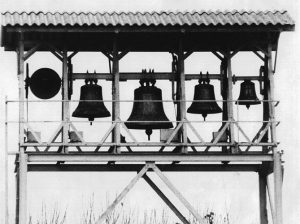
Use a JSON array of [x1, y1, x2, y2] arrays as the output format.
[[0, 0, 299, 224]]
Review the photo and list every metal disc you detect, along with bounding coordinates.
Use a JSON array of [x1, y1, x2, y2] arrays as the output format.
[[29, 68, 61, 99]]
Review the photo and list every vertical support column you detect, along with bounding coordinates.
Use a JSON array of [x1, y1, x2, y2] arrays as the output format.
[[220, 60, 229, 153], [267, 44, 282, 224], [18, 34, 25, 146], [62, 49, 69, 153], [226, 54, 237, 153], [259, 172, 268, 224], [262, 58, 269, 152], [178, 38, 187, 153], [5, 97, 9, 224], [18, 152, 28, 224], [112, 37, 120, 153], [16, 33, 27, 224]]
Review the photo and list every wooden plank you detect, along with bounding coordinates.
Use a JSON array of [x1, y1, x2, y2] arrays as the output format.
[[23, 141, 277, 148], [143, 174, 189, 224], [151, 164, 205, 223], [27, 153, 274, 163], [28, 164, 261, 172], [95, 164, 150, 224], [259, 172, 268, 224]]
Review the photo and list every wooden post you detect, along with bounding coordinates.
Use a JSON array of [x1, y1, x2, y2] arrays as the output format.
[[18, 152, 28, 224], [178, 37, 188, 153], [112, 38, 120, 153], [267, 44, 283, 224], [62, 49, 69, 153], [220, 59, 229, 153], [17, 34, 25, 146], [226, 53, 237, 153], [5, 97, 9, 224], [259, 172, 268, 224], [16, 33, 27, 224]]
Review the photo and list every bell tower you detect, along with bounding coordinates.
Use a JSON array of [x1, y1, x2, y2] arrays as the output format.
[[1, 11, 295, 224]]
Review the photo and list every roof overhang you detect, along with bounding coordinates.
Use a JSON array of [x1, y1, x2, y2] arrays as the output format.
[[1, 11, 295, 52]]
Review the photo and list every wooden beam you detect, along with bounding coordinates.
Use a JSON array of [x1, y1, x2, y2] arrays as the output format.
[[28, 164, 262, 172], [18, 151, 27, 224], [143, 174, 189, 224], [62, 49, 70, 153], [178, 38, 188, 153], [151, 164, 205, 223], [72, 72, 222, 80], [112, 38, 121, 154], [24, 43, 41, 61], [259, 172, 268, 224], [95, 164, 150, 224], [226, 53, 237, 153], [27, 153, 274, 163]]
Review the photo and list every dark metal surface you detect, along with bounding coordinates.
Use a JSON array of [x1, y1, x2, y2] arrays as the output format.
[[72, 80, 111, 121]]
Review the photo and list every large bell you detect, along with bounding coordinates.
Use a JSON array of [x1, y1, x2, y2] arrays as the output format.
[[236, 80, 261, 109], [125, 79, 173, 140], [187, 81, 222, 120], [72, 79, 111, 124]]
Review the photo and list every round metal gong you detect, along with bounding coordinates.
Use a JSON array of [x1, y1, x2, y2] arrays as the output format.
[[29, 68, 61, 99]]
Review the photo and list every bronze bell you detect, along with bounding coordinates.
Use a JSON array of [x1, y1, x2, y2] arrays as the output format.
[[236, 80, 261, 109], [187, 80, 222, 120], [72, 79, 111, 124], [125, 79, 173, 140]]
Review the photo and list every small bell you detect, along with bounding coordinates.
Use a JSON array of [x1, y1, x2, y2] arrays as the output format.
[[187, 78, 222, 120], [72, 79, 111, 124], [236, 80, 261, 109]]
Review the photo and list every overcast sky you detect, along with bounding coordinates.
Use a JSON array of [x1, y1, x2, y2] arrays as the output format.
[[0, 0, 299, 224]]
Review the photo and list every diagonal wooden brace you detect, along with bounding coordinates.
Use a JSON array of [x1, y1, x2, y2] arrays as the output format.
[[150, 163, 205, 224], [143, 174, 190, 224], [120, 120, 137, 143], [95, 163, 151, 224], [159, 122, 183, 152], [205, 122, 230, 152], [95, 123, 116, 152], [44, 123, 63, 152], [233, 120, 251, 143], [185, 119, 204, 143]]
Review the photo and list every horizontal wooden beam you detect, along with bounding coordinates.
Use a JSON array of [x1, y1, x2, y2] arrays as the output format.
[[27, 164, 267, 172], [72, 72, 263, 81], [26, 153, 274, 162]]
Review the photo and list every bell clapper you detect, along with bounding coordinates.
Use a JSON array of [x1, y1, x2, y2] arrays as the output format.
[[88, 118, 94, 125], [146, 129, 153, 141]]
